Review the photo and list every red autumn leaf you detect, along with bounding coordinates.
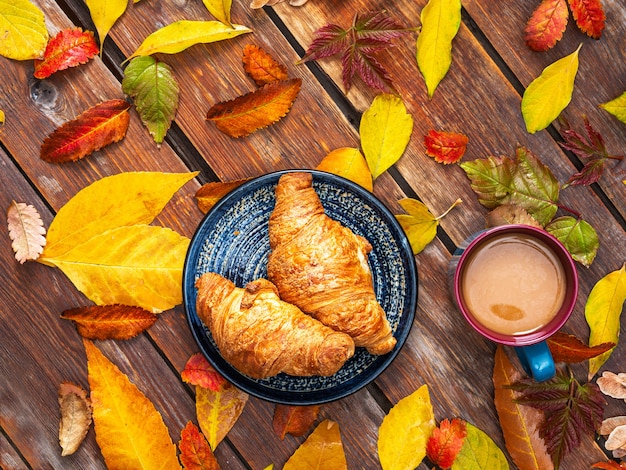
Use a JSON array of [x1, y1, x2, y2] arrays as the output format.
[[272, 404, 320, 439], [524, 0, 569, 52], [242, 44, 288, 86], [206, 78, 301, 138], [424, 129, 469, 164], [425, 418, 467, 469], [33, 27, 99, 79], [568, 0, 605, 38], [592, 462, 626, 470], [178, 421, 221, 470], [547, 331, 615, 363], [181, 353, 227, 391], [61, 305, 157, 340], [40, 99, 131, 163]]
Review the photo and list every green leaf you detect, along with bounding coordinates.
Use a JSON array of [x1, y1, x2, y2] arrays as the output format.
[[359, 94, 413, 179], [128, 20, 252, 59], [599, 91, 626, 124], [0, 0, 48, 60], [451, 422, 509, 470], [43, 225, 189, 313], [85, 0, 127, 48], [460, 156, 515, 208], [416, 0, 462, 98], [202, 0, 232, 27], [522, 44, 582, 133], [545, 216, 599, 266], [586, 264, 626, 378], [122, 56, 180, 145]]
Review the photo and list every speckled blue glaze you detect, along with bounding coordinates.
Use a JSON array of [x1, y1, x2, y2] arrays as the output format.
[[183, 170, 418, 405]]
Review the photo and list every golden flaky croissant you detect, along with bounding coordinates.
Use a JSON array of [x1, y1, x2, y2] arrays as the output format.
[[267, 172, 396, 355], [195, 272, 355, 379]]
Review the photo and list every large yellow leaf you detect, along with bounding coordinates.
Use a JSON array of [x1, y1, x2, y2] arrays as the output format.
[[128, 20, 252, 59], [84, 0, 127, 48], [377, 384, 436, 470], [360, 94, 413, 180], [416, 0, 462, 98], [42, 225, 189, 313], [283, 419, 347, 470], [451, 422, 509, 470], [0, 0, 48, 60], [196, 384, 248, 450], [41, 171, 197, 260], [521, 44, 582, 134], [203, 0, 232, 27], [84, 340, 181, 470], [587, 263, 626, 379], [316, 147, 373, 191]]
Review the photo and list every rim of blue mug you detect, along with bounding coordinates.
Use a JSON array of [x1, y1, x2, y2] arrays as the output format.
[[453, 224, 579, 346]]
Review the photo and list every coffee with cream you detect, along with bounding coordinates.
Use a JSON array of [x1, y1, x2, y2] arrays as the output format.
[[460, 232, 567, 336]]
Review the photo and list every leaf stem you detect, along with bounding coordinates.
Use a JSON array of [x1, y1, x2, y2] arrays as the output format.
[[435, 198, 462, 221]]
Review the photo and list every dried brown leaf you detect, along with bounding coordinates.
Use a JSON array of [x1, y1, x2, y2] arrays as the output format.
[[547, 331, 616, 363], [485, 204, 542, 228], [7, 201, 46, 263], [58, 381, 92, 456], [61, 305, 157, 340]]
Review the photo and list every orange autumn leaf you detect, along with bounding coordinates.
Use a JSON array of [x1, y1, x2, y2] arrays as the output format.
[[524, 0, 569, 52], [316, 147, 373, 192], [425, 418, 467, 469], [424, 129, 468, 164], [547, 331, 615, 363], [493, 345, 554, 470], [196, 384, 248, 450], [84, 340, 181, 469], [206, 78, 301, 138], [179, 421, 221, 470], [283, 419, 347, 470], [61, 305, 157, 340], [58, 381, 92, 456], [242, 44, 288, 86], [568, 0, 605, 39], [272, 404, 320, 440], [40, 99, 130, 163], [592, 463, 626, 470], [195, 179, 249, 213], [181, 353, 227, 392], [33, 27, 99, 79]]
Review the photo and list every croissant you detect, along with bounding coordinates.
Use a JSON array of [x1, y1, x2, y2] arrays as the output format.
[[267, 172, 396, 355], [195, 272, 355, 379]]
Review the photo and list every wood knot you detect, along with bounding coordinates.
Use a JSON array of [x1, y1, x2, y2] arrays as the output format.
[[29, 78, 60, 111]]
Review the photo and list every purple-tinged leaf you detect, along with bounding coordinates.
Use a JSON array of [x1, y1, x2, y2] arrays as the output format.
[[300, 24, 350, 62], [353, 10, 410, 43]]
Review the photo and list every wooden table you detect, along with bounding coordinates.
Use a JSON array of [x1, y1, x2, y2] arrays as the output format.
[[1, 0, 624, 468]]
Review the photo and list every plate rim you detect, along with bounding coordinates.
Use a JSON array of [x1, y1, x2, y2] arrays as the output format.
[[182, 169, 418, 405]]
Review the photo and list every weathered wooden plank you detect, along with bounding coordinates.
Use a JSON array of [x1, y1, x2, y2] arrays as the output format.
[[0, 432, 28, 470]]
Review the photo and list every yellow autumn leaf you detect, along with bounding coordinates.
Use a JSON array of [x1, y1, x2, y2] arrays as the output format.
[[41, 225, 189, 313], [0, 110, 5, 124], [451, 422, 509, 470], [377, 384, 436, 470], [316, 147, 373, 192], [586, 263, 626, 379], [283, 419, 347, 470], [360, 94, 413, 180], [128, 20, 252, 59], [396, 198, 461, 254], [84, 340, 181, 470], [521, 44, 582, 134], [600, 91, 626, 125], [203, 0, 232, 27], [0, 0, 48, 60], [416, 0, 462, 98], [85, 0, 127, 49], [41, 171, 197, 260], [196, 384, 248, 450]]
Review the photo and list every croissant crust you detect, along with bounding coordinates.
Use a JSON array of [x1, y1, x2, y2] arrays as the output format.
[[195, 272, 355, 379], [267, 172, 396, 355]]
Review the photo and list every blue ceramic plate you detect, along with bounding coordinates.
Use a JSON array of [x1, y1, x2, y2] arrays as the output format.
[[183, 170, 417, 405]]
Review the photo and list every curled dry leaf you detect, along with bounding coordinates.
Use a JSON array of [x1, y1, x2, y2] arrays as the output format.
[[179, 421, 221, 470], [40, 99, 131, 163], [181, 353, 227, 391], [597, 371, 626, 402], [7, 201, 46, 264], [34, 27, 99, 79], [485, 205, 542, 228], [272, 404, 320, 439], [605, 425, 626, 458], [242, 44, 288, 86], [58, 382, 92, 456], [206, 78, 301, 138], [195, 179, 249, 213], [61, 305, 157, 340]]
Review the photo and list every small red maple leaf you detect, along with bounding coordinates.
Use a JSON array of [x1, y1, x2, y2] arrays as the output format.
[[424, 129, 469, 164], [34, 28, 99, 79], [426, 418, 467, 469]]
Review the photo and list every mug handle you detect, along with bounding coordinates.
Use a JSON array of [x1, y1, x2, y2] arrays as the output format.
[[515, 341, 556, 382]]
